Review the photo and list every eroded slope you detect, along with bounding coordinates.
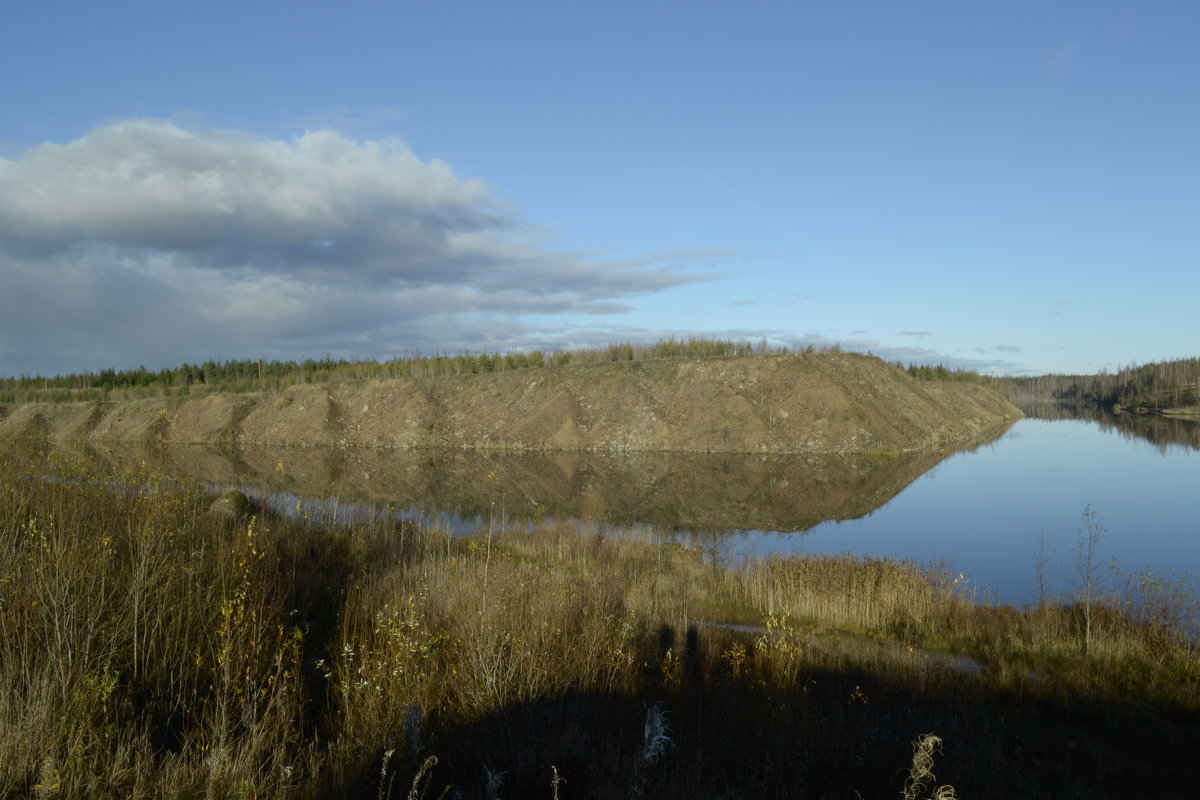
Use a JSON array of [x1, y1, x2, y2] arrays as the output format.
[[0, 353, 1020, 454]]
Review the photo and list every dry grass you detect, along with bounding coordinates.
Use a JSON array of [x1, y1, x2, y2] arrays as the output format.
[[1, 443, 1198, 798]]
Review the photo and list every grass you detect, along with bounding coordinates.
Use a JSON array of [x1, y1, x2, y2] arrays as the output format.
[[1, 443, 1198, 797]]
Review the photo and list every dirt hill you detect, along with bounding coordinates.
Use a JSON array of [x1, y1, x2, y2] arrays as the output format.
[[0, 352, 1021, 454]]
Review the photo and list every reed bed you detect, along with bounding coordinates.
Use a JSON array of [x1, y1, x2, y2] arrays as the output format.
[[1, 444, 1197, 798]]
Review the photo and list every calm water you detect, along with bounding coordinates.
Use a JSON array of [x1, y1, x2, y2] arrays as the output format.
[[719, 417, 1200, 604], [82, 413, 1200, 608]]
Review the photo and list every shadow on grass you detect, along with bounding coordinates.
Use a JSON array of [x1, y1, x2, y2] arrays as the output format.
[[330, 625, 1200, 800]]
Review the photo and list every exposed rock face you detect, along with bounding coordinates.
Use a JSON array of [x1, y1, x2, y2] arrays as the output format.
[[0, 353, 1021, 454]]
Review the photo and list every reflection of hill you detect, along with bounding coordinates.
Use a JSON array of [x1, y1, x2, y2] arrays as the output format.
[[80, 425, 1012, 532], [1017, 401, 1200, 452]]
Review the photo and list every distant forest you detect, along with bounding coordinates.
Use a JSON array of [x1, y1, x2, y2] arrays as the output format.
[[1000, 358, 1200, 413], [6, 339, 1195, 416], [0, 337, 842, 403]]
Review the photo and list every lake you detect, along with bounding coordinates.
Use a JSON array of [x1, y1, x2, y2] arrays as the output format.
[[78, 410, 1200, 607], [718, 415, 1200, 605]]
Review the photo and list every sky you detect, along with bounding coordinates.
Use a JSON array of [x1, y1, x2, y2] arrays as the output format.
[[1, 0, 1197, 378]]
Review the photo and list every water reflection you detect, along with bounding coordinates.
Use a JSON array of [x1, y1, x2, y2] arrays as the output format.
[[75, 430, 1010, 534], [44, 412, 1200, 606], [751, 415, 1200, 605], [1017, 400, 1200, 453]]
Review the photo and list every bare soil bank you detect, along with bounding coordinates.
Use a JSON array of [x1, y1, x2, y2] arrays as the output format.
[[0, 353, 1021, 454]]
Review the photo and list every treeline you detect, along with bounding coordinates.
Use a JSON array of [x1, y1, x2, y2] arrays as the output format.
[[1, 337, 991, 406], [1001, 357, 1200, 412], [903, 363, 985, 383], [0, 337, 825, 404]]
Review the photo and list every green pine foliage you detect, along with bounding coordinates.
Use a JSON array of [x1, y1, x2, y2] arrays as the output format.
[[1003, 357, 1200, 412], [0, 338, 845, 404]]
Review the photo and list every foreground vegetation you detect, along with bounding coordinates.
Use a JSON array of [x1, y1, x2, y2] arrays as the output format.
[[2, 446, 1198, 798]]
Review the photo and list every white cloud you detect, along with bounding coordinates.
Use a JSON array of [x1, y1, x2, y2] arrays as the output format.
[[0, 119, 723, 375]]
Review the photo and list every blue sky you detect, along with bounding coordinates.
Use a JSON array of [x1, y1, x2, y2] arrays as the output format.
[[1, 0, 1197, 377]]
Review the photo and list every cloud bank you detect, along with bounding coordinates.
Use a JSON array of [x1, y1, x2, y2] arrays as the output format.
[[0, 120, 718, 375]]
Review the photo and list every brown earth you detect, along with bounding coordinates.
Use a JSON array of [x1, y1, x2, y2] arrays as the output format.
[[0, 352, 1020, 454]]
